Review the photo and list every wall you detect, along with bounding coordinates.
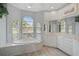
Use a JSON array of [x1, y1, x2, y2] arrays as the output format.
[[44, 11, 59, 21], [57, 4, 77, 19], [0, 16, 6, 46], [44, 4, 78, 21]]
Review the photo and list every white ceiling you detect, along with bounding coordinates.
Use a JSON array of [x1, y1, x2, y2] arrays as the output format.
[[10, 3, 69, 12]]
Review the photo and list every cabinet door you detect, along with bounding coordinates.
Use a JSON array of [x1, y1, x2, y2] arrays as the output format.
[[43, 34, 57, 47], [73, 40, 79, 56], [62, 37, 73, 55], [47, 35, 57, 47], [57, 36, 65, 50], [57, 35, 73, 55]]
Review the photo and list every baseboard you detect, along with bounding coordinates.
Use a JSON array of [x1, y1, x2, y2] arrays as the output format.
[[57, 48, 71, 56], [43, 45, 57, 49]]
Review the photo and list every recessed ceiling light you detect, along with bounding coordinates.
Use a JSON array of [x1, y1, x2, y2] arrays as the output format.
[[27, 6, 31, 8], [51, 7, 54, 9]]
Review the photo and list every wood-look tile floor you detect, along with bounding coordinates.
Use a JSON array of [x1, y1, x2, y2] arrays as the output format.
[[19, 46, 68, 56]]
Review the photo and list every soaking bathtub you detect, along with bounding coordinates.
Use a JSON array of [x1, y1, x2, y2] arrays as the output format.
[[0, 38, 43, 56]]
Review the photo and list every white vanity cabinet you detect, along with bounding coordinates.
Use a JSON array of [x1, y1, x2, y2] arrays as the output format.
[[57, 35, 65, 50], [73, 37, 79, 56], [57, 34, 74, 55], [43, 33, 57, 47]]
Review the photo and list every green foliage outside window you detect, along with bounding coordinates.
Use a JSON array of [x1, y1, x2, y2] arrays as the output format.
[[0, 3, 8, 18]]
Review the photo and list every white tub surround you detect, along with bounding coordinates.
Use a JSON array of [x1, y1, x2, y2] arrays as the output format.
[[0, 38, 43, 56]]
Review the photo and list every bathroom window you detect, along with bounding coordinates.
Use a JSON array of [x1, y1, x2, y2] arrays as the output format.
[[22, 16, 33, 33], [12, 20, 19, 40], [22, 16, 33, 38], [60, 20, 65, 32], [68, 25, 73, 34]]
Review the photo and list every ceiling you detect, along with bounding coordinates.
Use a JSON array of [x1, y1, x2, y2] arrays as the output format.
[[10, 3, 69, 12]]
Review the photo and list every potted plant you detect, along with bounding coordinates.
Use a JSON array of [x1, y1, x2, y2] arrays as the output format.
[[0, 3, 8, 18]]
